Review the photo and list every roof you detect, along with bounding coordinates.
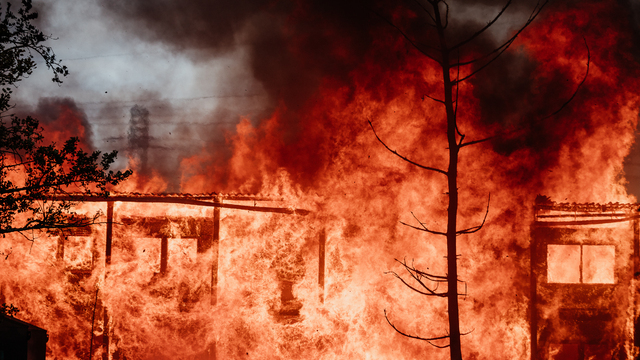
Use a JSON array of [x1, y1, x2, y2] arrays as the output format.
[[57, 192, 279, 201], [0, 313, 47, 332], [45, 192, 311, 215], [534, 195, 640, 226]]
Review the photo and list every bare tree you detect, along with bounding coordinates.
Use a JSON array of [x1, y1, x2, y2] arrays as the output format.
[[370, 1, 588, 358]]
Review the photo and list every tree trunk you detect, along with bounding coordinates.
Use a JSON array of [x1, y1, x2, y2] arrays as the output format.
[[433, 2, 463, 359]]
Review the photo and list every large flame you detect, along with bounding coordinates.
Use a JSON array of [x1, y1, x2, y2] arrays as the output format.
[[2, 1, 640, 359]]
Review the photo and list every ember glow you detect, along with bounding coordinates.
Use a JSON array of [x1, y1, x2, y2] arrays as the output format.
[[2, 0, 640, 359]]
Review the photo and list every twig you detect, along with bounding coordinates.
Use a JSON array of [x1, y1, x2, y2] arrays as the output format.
[[540, 37, 590, 120], [423, 93, 445, 104], [384, 309, 450, 348], [402, 211, 447, 236], [456, 193, 490, 235], [452, 0, 549, 83], [372, 10, 442, 64], [369, 120, 448, 176], [386, 258, 450, 297], [449, 0, 513, 51]]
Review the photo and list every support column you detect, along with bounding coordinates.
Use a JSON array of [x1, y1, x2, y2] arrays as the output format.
[[530, 227, 539, 360], [318, 228, 326, 303], [160, 236, 168, 274], [634, 219, 639, 347], [103, 201, 113, 360], [211, 199, 220, 306], [56, 230, 66, 263], [210, 198, 221, 360], [105, 201, 113, 265]]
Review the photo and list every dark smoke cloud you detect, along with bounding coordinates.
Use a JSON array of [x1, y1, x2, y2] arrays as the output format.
[[91, 0, 487, 189], [618, 0, 640, 198], [95, 0, 388, 191], [28, 97, 95, 151], [96, 0, 640, 194], [98, 0, 378, 139], [470, 0, 640, 192]]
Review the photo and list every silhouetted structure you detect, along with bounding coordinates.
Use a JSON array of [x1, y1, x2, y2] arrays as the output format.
[[0, 313, 48, 360], [127, 105, 151, 175]]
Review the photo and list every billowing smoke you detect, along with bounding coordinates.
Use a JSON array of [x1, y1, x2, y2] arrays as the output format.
[[17, 97, 95, 151], [91, 0, 640, 196]]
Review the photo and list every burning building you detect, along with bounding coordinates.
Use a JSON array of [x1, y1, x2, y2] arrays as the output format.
[[532, 198, 640, 359], [0, 190, 640, 360], [0, 192, 325, 359], [6, 192, 640, 359]]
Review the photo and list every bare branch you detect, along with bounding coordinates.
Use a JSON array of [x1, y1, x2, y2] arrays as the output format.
[[387, 258, 451, 297], [399, 258, 449, 281], [384, 309, 451, 348], [372, 11, 442, 65], [390, 258, 452, 296], [423, 93, 445, 104], [454, 49, 461, 136], [456, 194, 490, 235], [427, 340, 452, 349], [400, 220, 447, 236], [409, 211, 447, 235], [461, 328, 475, 336], [411, 0, 437, 26], [454, 39, 518, 83], [460, 37, 589, 148], [404, 261, 444, 292], [369, 120, 448, 176], [455, 125, 463, 140], [412, 272, 444, 294], [442, 1, 450, 29], [541, 37, 590, 120], [16, 230, 34, 242], [456, 133, 465, 148], [404, 264, 446, 295], [1, 214, 97, 235], [412, 268, 449, 281], [451, 0, 545, 68], [459, 135, 495, 148], [452, 0, 549, 83], [449, 0, 513, 51], [386, 270, 448, 297]]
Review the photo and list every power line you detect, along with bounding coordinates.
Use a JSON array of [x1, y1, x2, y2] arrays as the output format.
[[59, 51, 164, 61], [78, 93, 265, 106], [11, 93, 267, 112]]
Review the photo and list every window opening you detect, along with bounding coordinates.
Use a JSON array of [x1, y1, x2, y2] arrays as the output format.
[[547, 244, 615, 284]]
